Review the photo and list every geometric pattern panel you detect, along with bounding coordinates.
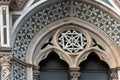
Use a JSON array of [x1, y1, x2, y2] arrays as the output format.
[[13, 62, 26, 80], [13, 0, 120, 61], [58, 29, 87, 53]]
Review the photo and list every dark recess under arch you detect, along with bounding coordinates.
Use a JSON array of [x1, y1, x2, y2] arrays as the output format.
[[39, 52, 69, 80], [79, 53, 110, 80]]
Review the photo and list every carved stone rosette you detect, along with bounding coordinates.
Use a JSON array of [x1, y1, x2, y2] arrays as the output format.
[[69, 67, 80, 80], [0, 55, 12, 80], [109, 68, 118, 80]]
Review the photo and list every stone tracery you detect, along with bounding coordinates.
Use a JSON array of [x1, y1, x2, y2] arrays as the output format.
[[58, 29, 87, 53]]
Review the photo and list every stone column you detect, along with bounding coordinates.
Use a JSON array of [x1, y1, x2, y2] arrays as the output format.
[[0, 55, 12, 80], [33, 66, 40, 80], [69, 67, 80, 80], [109, 68, 118, 80]]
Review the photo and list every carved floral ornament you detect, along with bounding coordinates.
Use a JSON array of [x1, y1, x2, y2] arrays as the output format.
[[53, 25, 92, 54]]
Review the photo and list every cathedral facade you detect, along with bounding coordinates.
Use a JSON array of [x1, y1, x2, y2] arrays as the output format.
[[0, 0, 120, 80]]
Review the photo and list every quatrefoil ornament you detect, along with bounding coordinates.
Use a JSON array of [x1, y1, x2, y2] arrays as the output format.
[[58, 29, 87, 53]]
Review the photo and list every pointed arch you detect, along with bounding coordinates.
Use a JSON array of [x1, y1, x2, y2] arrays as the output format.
[[76, 47, 115, 68], [25, 18, 120, 67], [39, 52, 69, 80], [33, 46, 73, 66], [13, 0, 120, 62], [79, 53, 110, 80]]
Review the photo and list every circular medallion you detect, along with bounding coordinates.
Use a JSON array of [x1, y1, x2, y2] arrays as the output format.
[[58, 29, 87, 53]]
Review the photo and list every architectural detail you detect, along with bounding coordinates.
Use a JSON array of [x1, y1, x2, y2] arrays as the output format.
[[0, 55, 12, 80], [117, 67, 120, 80], [92, 39, 105, 50], [0, 4, 10, 47], [13, 0, 120, 61], [109, 68, 118, 80], [58, 29, 87, 53], [69, 67, 80, 80], [10, 0, 27, 10], [13, 62, 26, 80], [0, 0, 119, 80], [0, 0, 10, 4], [114, 0, 120, 9], [33, 67, 40, 80]]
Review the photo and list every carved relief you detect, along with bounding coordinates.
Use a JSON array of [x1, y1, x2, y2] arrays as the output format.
[[109, 69, 118, 80], [0, 55, 12, 80], [69, 67, 80, 80], [2, 66, 11, 80], [33, 67, 40, 80], [53, 25, 91, 54], [58, 29, 87, 53]]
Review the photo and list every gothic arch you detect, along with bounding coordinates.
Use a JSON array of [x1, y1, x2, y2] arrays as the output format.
[[13, 0, 120, 62], [26, 18, 120, 67], [12, 0, 120, 80], [76, 47, 115, 68], [33, 46, 73, 66]]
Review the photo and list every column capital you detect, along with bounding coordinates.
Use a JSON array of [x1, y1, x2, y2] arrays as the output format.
[[0, 55, 12, 66], [69, 67, 80, 80], [109, 68, 118, 80], [33, 66, 40, 80]]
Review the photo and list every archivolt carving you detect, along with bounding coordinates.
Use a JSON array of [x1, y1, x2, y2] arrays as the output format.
[[12, 0, 120, 80], [13, 0, 120, 61]]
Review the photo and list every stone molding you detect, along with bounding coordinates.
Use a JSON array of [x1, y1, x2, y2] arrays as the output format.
[[13, 56, 34, 67]]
